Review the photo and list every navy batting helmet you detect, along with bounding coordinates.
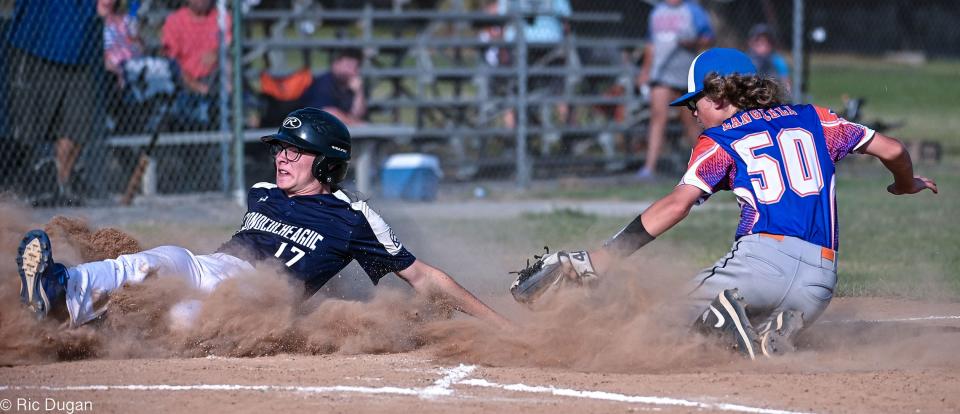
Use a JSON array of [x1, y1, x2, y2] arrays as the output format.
[[261, 108, 351, 185]]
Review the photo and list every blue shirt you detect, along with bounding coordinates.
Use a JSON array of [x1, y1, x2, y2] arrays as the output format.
[[218, 183, 417, 294], [750, 51, 790, 83], [299, 72, 354, 115], [498, 0, 571, 43], [5, 0, 101, 65]]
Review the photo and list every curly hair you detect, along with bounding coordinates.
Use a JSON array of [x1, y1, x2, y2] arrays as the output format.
[[701, 73, 787, 110]]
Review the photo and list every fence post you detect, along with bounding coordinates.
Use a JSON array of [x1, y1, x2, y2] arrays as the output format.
[[217, 0, 230, 195], [514, 10, 531, 189], [792, 0, 804, 103], [232, 0, 245, 204]]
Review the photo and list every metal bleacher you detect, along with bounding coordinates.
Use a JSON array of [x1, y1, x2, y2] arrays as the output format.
[[113, 0, 656, 195], [239, 0, 653, 184]]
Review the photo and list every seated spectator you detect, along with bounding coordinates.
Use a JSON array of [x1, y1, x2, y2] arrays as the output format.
[[299, 49, 367, 125], [497, 0, 573, 135], [161, 0, 231, 127], [98, 0, 144, 87], [747, 24, 791, 90], [258, 67, 315, 127]]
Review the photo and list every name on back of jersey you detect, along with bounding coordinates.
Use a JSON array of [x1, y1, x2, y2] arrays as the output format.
[[722, 105, 799, 131], [238, 211, 324, 251]]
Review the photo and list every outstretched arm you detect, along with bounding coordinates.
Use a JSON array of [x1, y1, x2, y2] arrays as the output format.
[[860, 133, 938, 195], [590, 184, 705, 274], [396, 259, 513, 329]]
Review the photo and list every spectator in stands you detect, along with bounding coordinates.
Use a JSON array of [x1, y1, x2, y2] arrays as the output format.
[[497, 0, 573, 151], [5, 0, 104, 205], [635, 0, 713, 179], [98, 0, 144, 87], [161, 0, 231, 127], [299, 49, 367, 125], [747, 24, 791, 90], [479, 0, 506, 69]]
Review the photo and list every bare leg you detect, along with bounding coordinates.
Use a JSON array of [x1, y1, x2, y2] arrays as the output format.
[[503, 109, 516, 129], [55, 137, 81, 186], [639, 85, 673, 175], [556, 102, 570, 125]]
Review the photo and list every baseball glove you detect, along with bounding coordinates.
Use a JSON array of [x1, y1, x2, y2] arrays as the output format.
[[509, 247, 599, 304]]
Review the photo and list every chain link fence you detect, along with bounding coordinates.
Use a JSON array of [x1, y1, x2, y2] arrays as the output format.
[[0, 0, 235, 206], [1, 0, 956, 205]]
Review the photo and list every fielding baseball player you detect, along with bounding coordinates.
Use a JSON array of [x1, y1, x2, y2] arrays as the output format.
[[510, 48, 938, 359], [17, 108, 511, 329]]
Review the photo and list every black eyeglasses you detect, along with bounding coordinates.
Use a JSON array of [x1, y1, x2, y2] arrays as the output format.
[[685, 93, 703, 112], [269, 142, 304, 162]]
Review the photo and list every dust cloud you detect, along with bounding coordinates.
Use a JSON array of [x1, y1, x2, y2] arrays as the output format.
[[1, 202, 958, 374]]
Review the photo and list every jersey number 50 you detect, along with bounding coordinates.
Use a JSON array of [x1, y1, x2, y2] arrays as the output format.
[[731, 128, 824, 204]]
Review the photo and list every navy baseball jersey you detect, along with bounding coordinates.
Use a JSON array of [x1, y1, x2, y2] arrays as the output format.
[[218, 183, 416, 293], [681, 104, 874, 250]]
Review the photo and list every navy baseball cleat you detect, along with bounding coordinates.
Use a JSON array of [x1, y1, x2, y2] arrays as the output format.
[[16, 229, 68, 320], [694, 288, 760, 360]]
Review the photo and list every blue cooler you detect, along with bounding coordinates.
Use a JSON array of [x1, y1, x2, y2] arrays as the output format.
[[381, 153, 442, 201]]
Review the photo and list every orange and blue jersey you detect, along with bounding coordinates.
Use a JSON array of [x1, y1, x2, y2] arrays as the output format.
[[680, 104, 874, 250]]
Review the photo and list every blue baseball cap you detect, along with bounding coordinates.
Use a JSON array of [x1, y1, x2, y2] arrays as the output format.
[[669, 48, 758, 107]]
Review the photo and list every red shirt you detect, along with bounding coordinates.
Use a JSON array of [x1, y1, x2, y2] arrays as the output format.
[[161, 7, 232, 80]]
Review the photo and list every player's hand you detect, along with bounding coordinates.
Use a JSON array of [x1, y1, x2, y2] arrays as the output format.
[[347, 75, 363, 93], [887, 175, 938, 195], [637, 70, 650, 87]]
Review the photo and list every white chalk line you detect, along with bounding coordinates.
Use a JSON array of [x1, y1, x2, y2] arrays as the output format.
[[1, 363, 812, 414], [0, 365, 475, 401], [821, 314, 960, 324], [459, 379, 811, 414], [421, 364, 476, 398]]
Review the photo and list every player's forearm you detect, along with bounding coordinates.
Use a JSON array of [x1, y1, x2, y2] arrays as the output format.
[[429, 272, 512, 329], [600, 186, 698, 262], [350, 92, 367, 120], [866, 133, 915, 188], [403, 262, 512, 328], [182, 74, 209, 94], [594, 200, 690, 274], [638, 194, 693, 237]]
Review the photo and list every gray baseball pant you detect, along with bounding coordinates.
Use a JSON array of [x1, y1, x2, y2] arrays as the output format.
[[682, 233, 838, 329]]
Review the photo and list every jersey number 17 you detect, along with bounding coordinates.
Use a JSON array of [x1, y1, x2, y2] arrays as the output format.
[[275, 242, 306, 267]]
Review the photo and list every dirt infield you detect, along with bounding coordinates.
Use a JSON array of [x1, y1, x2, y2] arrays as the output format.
[[2, 309, 959, 414], [1, 200, 959, 413]]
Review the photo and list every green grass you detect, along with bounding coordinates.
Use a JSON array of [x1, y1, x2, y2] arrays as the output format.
[[829, 161, 958, 297], [526, 179, 681, 201], [807, 55, 960, 156]]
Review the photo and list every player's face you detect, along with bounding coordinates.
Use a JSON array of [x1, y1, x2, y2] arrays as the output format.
[[749, 35, 773, 56], [332, 57, 361, 82], [274, 144, 323, 195], [187, 0, 213, 14], [691, 96, 734, 129]]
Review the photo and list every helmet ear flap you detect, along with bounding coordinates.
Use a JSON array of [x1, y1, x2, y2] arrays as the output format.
[[325, 159, 350, 184], [312, 155, 350, 184]]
